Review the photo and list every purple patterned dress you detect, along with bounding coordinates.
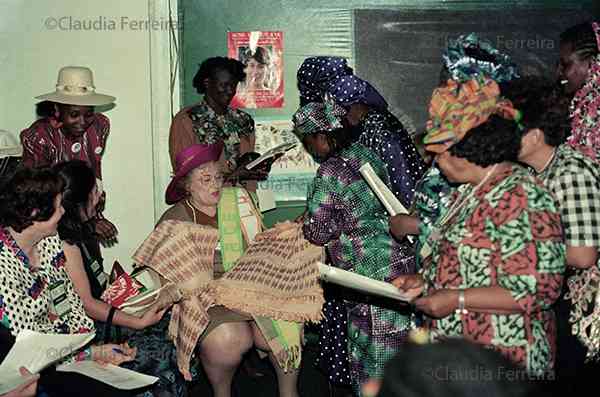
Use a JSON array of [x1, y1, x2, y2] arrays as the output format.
[[303, 142, 416, 395]]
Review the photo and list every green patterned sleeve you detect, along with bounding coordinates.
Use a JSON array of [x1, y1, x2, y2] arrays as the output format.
[[493, 182, 565, 314], [303, 173, 344, 246]]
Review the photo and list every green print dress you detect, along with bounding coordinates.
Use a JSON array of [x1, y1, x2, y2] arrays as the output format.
[[421, 164, 565, 376]]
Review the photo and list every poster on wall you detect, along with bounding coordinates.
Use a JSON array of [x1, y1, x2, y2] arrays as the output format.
[[228, 31, 284, 109], [254, 120, 317, 201]]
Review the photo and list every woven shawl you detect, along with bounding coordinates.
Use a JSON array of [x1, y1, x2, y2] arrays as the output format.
[[132, 220, 219, 380], [212, 221, 324, 323], [133, 220, 324, 378]]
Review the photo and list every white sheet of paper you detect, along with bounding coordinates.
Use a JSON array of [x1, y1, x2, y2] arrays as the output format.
[[359, 163, 414, 243], [318, 263, 410, 302], [57, 361, 158, 390], [245, 142, 297, 170], [0, 330, 94, 393], [256, 188, 276, 212], [0, 373, 38, 394]]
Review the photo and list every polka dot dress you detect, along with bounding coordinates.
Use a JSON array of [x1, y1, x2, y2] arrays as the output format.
[[0, 228, 93, 336], [358, 110, 426, 208], [316, 296, 351, 386]]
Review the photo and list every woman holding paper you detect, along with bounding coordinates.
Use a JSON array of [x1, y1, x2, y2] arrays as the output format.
[[393, 76, 565, 376], [292, 100, 416, 395], [54, 160, 190, 397], [0, 167, 136, 397], [389, 33, 520, 268], [169, 57, 273, 187], [297, 56, 426, 208]]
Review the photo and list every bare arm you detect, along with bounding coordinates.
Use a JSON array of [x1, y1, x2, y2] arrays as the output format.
[[566, 246, 598, 269], [63, 243, 162, 330]]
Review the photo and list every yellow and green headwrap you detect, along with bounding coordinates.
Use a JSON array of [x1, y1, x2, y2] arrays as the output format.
[[423, 76, 522, 153]]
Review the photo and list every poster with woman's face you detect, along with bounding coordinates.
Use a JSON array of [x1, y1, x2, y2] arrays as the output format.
[[228, 31, 284, 109]]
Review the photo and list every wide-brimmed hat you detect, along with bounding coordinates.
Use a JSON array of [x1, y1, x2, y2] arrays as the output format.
[[0, 130, 22, 158], [165, 143, 224, 204], [35, 66, 115, 106]]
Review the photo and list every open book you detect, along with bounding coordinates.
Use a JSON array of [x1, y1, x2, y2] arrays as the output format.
[[359, 163, 414, 243], [245, 142, 297, 170], [0, 330, 95, 394], [101, 267, 165, 316], [318, 263, 410, 302], [119, 269, 166, 315]]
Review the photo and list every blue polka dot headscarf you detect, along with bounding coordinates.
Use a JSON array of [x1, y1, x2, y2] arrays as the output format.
[[297, 56, 388, 109]]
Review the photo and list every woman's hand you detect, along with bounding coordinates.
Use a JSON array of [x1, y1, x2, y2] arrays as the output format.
[[94, 215, 118, 247], [92, 343, 136, 366], [391, 274, 425, 302], [1, 368, 38, 397], [389, 214, 419, 241], [414, 289, 459, 318], [136, 303, 169, 329]]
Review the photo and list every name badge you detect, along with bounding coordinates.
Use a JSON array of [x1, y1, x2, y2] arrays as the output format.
[[90, 260, 107, 288], [48, 280, 71, 319]]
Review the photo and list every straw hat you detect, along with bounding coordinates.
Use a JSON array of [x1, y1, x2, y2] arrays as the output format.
[[35, 66, 115, 106], [0, 130, 22, 158], [165, 143, 224, 204]]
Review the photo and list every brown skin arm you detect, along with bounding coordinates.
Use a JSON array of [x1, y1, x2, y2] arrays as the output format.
[[389, 214, 420, 240], [414, 286, 522, 318], [566, 246, 598, 269]]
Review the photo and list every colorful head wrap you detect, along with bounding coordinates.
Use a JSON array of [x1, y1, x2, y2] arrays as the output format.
[[443, 33, 520, 83], [423, 76, 521, 153], [292, 99, 347, 140], [567, 21, 600, 161], [297, 56, 388, 109]]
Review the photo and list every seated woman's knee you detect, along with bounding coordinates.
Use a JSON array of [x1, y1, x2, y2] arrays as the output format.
[[200, 322, 253, 364]]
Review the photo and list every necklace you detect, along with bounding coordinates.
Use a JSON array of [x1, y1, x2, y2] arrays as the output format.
[[437, 163, 500, 229], [537, 148, 556, 173], [185, 199, 217, 224]]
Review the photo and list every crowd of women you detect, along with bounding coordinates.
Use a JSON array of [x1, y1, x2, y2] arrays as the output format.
[[1, 19, 599, 397]]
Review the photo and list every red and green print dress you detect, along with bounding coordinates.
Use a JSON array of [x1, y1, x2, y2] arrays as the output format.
[[421, 164, 565, 376]]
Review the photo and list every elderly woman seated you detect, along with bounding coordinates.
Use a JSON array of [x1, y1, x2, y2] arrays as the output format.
[[0, 167, 135, 397], [394, 76, 566, 377], [151, 143, 300, 397]]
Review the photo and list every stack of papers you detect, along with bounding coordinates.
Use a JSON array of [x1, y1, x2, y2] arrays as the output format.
[[0, 330, 158, 392], [0, 330, 94, 394]]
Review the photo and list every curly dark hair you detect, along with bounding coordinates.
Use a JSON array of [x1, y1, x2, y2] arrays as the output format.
[[0, 167, 64, 232], [503, 76, 571, 147], [192, 57, 246, 94], [560, 22, 599, 62], [54, 161, 96, 244], [449, 115, 521, 167]]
